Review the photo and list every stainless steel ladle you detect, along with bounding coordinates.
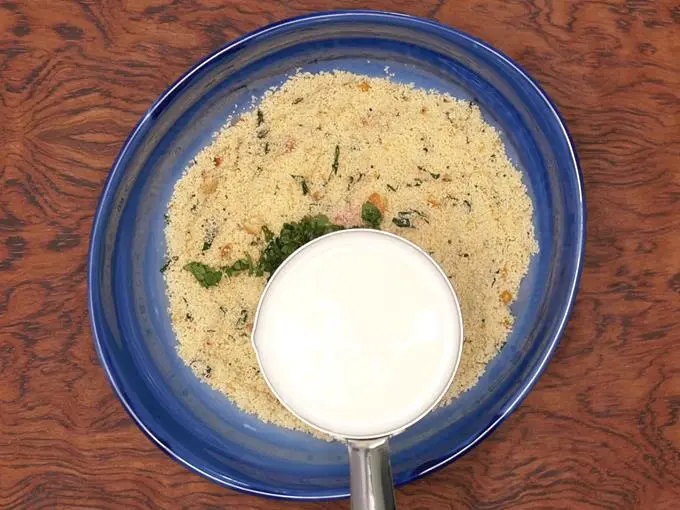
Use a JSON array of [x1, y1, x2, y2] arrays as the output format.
[[252, 230, 463, 509]]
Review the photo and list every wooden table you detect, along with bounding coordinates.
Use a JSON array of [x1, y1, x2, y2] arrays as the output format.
[[2, 1, 679, 508]]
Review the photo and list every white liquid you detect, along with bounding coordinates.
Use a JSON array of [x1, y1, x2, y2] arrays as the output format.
[[253, 230, 462, 438]]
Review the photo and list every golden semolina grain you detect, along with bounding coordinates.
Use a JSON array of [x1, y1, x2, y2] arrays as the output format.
[[164, 71, 538, 437]]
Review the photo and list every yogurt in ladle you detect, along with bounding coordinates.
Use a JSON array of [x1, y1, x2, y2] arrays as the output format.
[[252, 229, 463, 439]]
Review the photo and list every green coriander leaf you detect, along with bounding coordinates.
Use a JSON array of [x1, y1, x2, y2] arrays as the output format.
[[262, 225, 274, 243], [361, 201, 382, 229], [332, 145, 340, 173], [236, 309, 248, 328], [184, 262, 222, 288], [245, 252, 255, 275], [258, 215, 344, 275], [224, 257, 250, 277], [328, 145, 340, 180], [291, 175, 309, 195]]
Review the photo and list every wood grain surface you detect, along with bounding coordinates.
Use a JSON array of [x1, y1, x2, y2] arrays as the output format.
[[1, 0, 679, 508]]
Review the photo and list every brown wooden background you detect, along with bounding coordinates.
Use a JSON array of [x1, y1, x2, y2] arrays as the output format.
[[1, 0, 679, 508]]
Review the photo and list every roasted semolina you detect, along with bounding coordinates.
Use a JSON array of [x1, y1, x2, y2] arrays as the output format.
[[164, 71, 538, 437]]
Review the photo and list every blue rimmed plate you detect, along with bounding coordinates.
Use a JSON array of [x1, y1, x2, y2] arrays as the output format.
[[88, 10, 585, 500]]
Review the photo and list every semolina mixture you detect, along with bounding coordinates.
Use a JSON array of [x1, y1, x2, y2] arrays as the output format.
[[163, 71, 538, 436]]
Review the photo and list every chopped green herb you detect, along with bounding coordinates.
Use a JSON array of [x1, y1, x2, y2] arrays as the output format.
[[256, 109, 264, 126], [361, 201, 382, 229], [223, 253, 259, 277], [224, 259, 246, 276], [258, 215, 344, 275], [264, 142, 270, 154], [197, 216, 346, 284], [163, 214, 170, 225], [262, 225, 274, 243], [329, 144, 340, 180], [184, 262, 222, 288], [292, 97, 303, 105], [257, 128, 269, 139], [202, 240, 212, 251], [291, 175, 309, 195], [247, 253, 260, 275], [386, 184, 397, 192], [236, 309, 248, 328], [430, 172, 440, 180], [463, 199, 472, 211], [160, 259, 171, 273]]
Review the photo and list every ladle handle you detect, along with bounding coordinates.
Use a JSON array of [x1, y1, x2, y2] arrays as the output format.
[[348, 438, 396, 510]]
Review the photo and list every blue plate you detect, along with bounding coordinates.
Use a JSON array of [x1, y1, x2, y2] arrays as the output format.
[[88, 11, 585, 500]]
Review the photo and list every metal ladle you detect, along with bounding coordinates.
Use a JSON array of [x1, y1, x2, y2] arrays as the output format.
[[252, 230, 463, 510]]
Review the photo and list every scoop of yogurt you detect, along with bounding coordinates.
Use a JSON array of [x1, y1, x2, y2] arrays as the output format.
[[252, 230, 463, 439]]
